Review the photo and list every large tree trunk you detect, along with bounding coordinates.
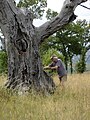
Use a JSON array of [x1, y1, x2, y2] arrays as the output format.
[[0, 0, 87, 94], [6, 29, 55, 93]]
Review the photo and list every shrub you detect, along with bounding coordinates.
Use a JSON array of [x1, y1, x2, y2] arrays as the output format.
[[75, 60, 86, 73], [0, 51, 8, 73]]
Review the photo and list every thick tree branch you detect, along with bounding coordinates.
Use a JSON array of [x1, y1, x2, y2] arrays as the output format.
[[37, 0, 87, 44]]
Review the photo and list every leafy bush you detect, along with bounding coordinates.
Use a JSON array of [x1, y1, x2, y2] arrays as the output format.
[[0, 51, 8, 73], [75, 60, 86, 73]]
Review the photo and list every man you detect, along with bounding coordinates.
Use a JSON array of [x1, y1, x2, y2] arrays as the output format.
[[44, 55, 67, 89]]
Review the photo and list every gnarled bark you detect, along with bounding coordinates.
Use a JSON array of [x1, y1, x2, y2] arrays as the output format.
[[0, 0, 87, 94]]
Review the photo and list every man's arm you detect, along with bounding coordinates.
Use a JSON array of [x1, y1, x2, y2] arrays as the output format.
[[50, 66, 58, 70], [44, 66, 51, 70], [44, 65, 58, 70], [44, 62, 54, 70]]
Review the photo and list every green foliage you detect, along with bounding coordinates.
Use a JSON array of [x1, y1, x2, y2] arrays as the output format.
[[0, 51, 8, 73], [17, 0, 47, 19], [75, 60, 86, 73], [46, 8, 58, 20], [75, 48, 86, 73]]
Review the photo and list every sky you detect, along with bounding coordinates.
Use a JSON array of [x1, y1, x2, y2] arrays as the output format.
[[13, 0, 90, 26]]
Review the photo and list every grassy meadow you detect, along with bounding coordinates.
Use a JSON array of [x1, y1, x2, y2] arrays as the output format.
[[0, 73, 90, 120]]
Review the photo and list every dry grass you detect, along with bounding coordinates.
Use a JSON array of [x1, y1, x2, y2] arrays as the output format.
[[0, 73, 90, 120]]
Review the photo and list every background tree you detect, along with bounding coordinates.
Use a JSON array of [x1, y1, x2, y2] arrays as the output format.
[[55, 22, 84, 74], [0, 0, 87, 93], [75, 20, 90, 73]]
